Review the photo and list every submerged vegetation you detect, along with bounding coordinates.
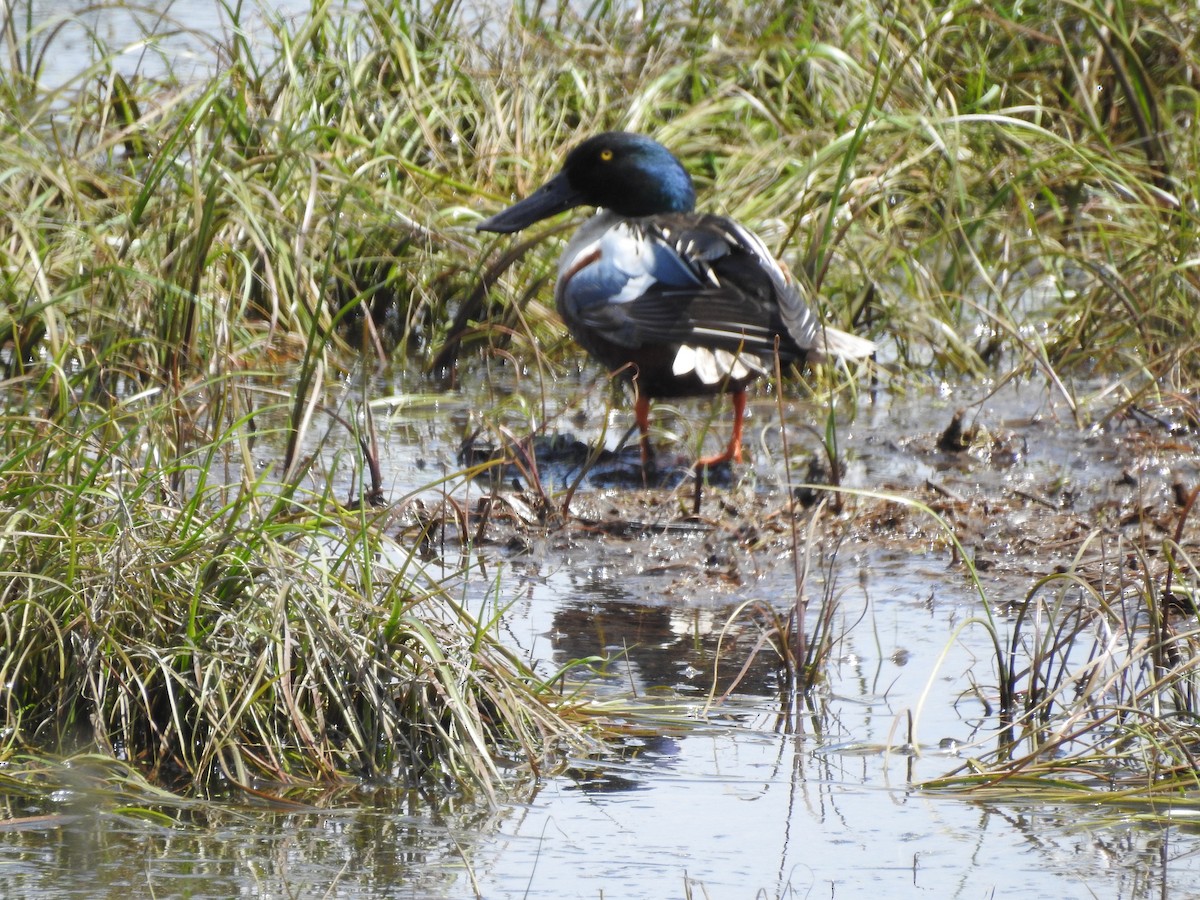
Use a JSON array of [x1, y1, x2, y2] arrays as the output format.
[[1, 0, 1200, 823]]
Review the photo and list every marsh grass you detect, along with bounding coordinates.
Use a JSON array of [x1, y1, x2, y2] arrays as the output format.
[[3, 0, 1200, 802], [924, 491, 1200, 808], [0, 371, 585, 796], [704, 470, 1200, 814]]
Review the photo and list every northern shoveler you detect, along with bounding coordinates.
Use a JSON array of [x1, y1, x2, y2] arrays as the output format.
[[477, 131, 875, 470]]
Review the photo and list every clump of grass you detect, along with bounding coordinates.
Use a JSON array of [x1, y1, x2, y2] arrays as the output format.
[[922, 482, 1200, 811], [0, 366, 580, 794]]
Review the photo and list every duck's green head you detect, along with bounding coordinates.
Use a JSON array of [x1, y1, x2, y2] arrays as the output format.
[[477, 132, 696, 233]]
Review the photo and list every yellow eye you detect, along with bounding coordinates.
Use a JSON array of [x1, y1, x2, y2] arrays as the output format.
[[599, 148, 614, 161]]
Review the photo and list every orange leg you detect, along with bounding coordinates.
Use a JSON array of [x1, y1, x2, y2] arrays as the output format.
[[635, 393, 655, 470], [696, 389, 746, 469]]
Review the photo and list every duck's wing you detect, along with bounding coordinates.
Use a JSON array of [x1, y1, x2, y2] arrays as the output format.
[[662, 215, 829, 355], [559, 213, 828, 359]]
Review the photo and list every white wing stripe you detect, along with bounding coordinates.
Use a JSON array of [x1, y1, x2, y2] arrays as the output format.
[[672, 344, 768, 383]]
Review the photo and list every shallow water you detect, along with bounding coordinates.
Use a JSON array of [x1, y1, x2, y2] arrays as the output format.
[[1, 763, 1191, 898], [276, 366, 1200, 899], [9, 368, 1200, 899], [15, 0, 314, 88]]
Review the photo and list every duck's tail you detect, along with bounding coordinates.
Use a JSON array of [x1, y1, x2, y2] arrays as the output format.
[[810, 325, 877, 364]]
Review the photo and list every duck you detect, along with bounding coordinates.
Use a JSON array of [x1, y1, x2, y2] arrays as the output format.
[[477, 131, 875, 471]]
